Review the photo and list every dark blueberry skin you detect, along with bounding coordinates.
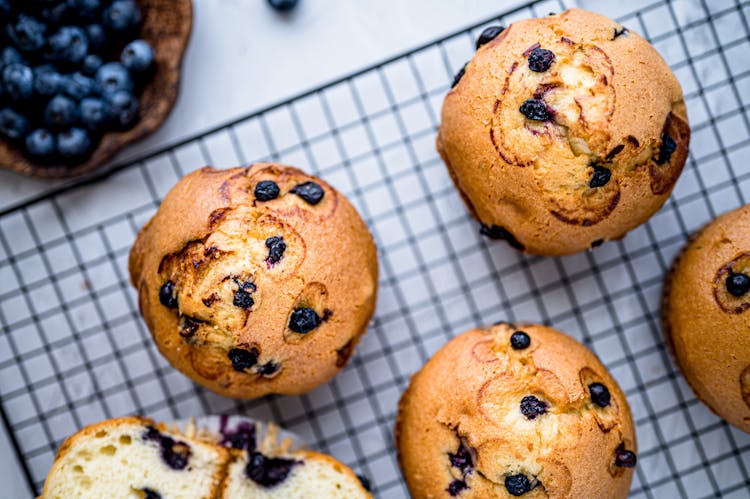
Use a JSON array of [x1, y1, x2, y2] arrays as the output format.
[[265, 236, 286, 264], [47, 26, 89, 65], [520, 395, 548, 420], [519, 98, 551, 121], [121, 39, 154, 72], [0, 108, 29, 140], [219, 421, 256, 451], [726, 272, 750, 297], [589, 382, 611, 407], [159, 280, 178, 308], [589, 165, 611, 188], [34, 66, 63, 97], [85, 24, 107, 52], [233, 280, 256, 309], [615, 446, 637, 468], [448, 442, 473, 475], [289, 307, 321, 334], [106, 90, 139, 129], [179, 315, 201, 338], [528, 47, 555, 72], [141, 488, 162, 499], [96, 62, 133, 95], [68, 0, 102, 21], [3, 63, 34, 100], [80, 97, 110, 130], [510, 331, 531, 350], [62, 73, 96, 101], [228, 347, 259, 371], [254, 180, 280, 201], [143, 426, 191, 471], [44, 94, 79, 129], [476, 25, 505, 49], [104, 0, 142, 33], [57, 128, 92, 160], [451, 62, 467, 88], [447, 479, 469, 496], [505, 473, 532, 496], [268, 0, 299, 12], [479, 224, 525, 251], [256, 360, 280, 376], [290, 181, 324, 205], [656, 133, 677, 165], [356, 474, 372, 492], [246, 451, 300, 488], [0, 0, 8, 18], [7, 15, 47, 53], [25, 128, 55, 159], [0, 47, 24, 68], [82, 54, 103, 76]]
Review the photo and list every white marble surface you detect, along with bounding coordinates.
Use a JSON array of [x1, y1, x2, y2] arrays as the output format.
[[0, 0, 525, 211]]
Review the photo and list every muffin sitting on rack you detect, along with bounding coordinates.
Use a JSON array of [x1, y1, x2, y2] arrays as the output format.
[[437, 8, 689, 256], [662, 204, 750, 433], [129, 163, 378, 399], [396, 323, 636, 498]]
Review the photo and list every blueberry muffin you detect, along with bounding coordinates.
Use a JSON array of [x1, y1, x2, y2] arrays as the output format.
[[396, 323, 636, 498], [129, 164, 378, 399], [662, 204, 750, 433], [41, 416, 372, 498], [437, 8, 689, 256]]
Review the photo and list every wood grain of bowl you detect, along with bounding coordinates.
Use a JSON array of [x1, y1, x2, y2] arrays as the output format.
[[0, 0, 193, 179]]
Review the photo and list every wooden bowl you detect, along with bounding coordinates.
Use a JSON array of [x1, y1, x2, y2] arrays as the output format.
[[0, 0, 193, 178]]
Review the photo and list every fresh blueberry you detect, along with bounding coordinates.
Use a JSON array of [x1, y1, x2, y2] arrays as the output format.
[[106, 90, 139, 129], [589, 382, 611, 407], [476, 25, 505, 49], [96, 62, 133, 94], [0, 0, 8, 18], [505, 473, 532, 496], [289, 307, 321, 334], [290, 181, 324, 205], [67, 0, 101, 21], [121, 39, 154, 72], [159, 280, 178, 308], [589, 165, 611, 188], [7, 15, 47, 53], [62, 73, 96, 100], [85, 24, 107, 52], [0, 108, 29, 140], [47, 26, 89, 65], [726, 272, 750, 297], [447, 480, 468, 496], [80, 96, 110, 130], [33, 65, 63, 97], [104, 0, 142, 33], [519, 98, 551, 121], [44, 94, 79, 129], [40, 3, 69, 26], [57, 128, 91, 160], [25, 128, 56, 159], [510, 331, 531, 350], [0, 47, 23, 68], [3, 63, 34, 100], [267, 0, 299, 12], [265, 236, 286, 264], [519, 395, 547, 420], [527, 47, 555, 72], [614, 445, 637, 468], [82, 54, 103, 76], [245, 451, 300, 487], [254, 180, 280, 201], [228, 347, 259, 371]]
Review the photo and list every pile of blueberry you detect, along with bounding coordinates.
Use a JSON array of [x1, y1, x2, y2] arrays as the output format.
[[0, 0, 155, 165]]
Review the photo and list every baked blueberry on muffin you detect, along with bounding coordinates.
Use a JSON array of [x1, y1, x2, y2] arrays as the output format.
[[396, 323, 636, 498], [662, 204, 750, 433], [41, 416, 372, 498], [437, 8, 689, 256], [129, 163, 378, 399]]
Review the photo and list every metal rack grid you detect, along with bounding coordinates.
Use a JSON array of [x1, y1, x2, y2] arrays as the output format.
[[1, 0, 749, 496]]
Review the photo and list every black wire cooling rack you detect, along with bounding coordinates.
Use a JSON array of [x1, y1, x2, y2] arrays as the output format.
[[1, 0, 749, 496]]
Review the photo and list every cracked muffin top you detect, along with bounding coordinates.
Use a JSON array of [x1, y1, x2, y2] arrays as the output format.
[[396, 323, 636, 498], [129, 163, 378, 399], [437, 8, 689, 256], [662, 204, 750, 434]]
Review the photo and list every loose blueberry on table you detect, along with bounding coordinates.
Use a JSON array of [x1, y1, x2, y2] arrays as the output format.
[[0, 0, 155, 165]]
